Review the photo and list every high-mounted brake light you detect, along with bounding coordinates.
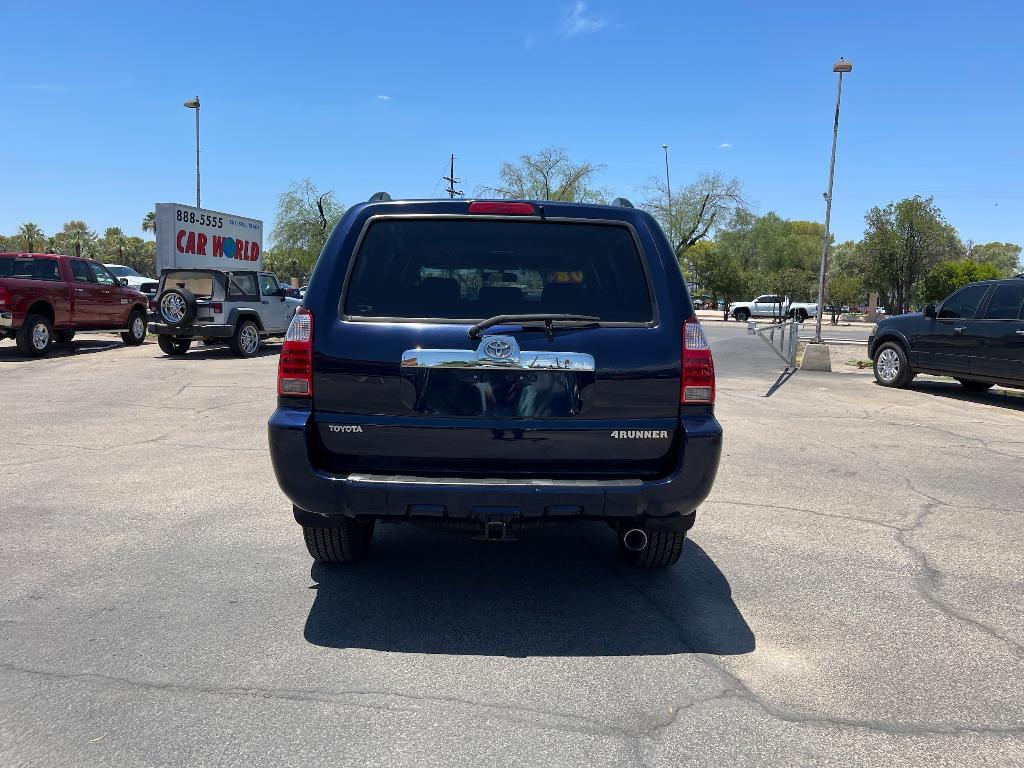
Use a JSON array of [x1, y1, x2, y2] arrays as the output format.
[[681, 317, 715, 404], [278, 306, 313, 397], [468, 201, 536, 216]]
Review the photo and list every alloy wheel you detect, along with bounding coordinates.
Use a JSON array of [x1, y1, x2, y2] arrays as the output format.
[[877, 348, 900, 383]]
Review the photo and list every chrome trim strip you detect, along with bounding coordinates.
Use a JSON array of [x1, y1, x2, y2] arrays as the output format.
[[402, 335, 595, 371]]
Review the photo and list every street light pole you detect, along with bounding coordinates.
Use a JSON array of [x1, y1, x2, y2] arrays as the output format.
[[183, 97, 201, 208], [813, 59, 852, 343], [661, 144, 672, 245]]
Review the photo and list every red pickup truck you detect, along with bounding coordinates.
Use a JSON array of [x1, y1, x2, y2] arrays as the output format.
[[0, 253, 150, 357]]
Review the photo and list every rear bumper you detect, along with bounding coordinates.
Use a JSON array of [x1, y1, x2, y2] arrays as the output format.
[[148, 321, 234, 339], [268, 408, 723, 527]]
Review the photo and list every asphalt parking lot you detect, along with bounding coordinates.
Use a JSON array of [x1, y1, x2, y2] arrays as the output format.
[[2, 326, 1022, 767]]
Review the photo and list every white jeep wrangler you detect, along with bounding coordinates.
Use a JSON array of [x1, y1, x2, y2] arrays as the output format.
[[149, 268, 300, 357]]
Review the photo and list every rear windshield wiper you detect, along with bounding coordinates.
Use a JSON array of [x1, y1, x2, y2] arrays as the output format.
[[468, 314, 600, 339]]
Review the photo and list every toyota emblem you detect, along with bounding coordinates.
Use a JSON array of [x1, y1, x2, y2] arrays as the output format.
[[484, 339, 513, 359]]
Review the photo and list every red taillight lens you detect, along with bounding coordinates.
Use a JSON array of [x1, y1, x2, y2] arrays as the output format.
[[278, 307, 313, 397], [0, 287, 8, 307], [682, 317, 715, 403], [212, 302, 223, 314], [468, 201, 536, 215]]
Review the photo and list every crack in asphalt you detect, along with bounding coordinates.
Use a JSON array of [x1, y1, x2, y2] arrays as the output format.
[[598, 561, 1024, 741], [0, 660, 682, 740], [775, 419, 1024, 662]]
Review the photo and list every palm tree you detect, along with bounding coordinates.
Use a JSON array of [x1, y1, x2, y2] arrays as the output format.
[[17, 222, 45, 253], [142, 211, 156, 235], [57, 221, 96, 259]]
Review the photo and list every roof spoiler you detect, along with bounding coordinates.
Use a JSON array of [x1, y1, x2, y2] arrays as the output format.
[[368, 192, 392, 202], [610, 197, 634, 208]]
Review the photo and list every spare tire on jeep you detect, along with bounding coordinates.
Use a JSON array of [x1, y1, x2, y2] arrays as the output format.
[[157, 287, 197, 327]]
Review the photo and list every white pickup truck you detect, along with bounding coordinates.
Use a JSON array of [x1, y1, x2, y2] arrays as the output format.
[[727, 295, 819, 323]]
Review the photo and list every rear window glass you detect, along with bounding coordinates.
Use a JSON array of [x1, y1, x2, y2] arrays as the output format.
[[0, 256, 60, 281], [343, 219, 652, 321], [163, 271, 216, 298], [981, 283, 1024, 320]]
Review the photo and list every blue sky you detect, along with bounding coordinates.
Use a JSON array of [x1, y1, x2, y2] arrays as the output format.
[[2, 0, 1022, 247]]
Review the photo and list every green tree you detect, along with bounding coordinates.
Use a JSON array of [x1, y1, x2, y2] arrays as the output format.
[[686, 241, 749, 319], [966, 241, 1021, 277], [824, 274, 865, 324], [479, 147, 609, 203], [54, 220, 97, 258], [643, 172, 748, 256], [267, 179, 345, 281], [142, 211, 156, 235], [100, 227, 129, 263], [919, 259, 1001, 304], [16, 223, 46, 253], [859, 196, 962, 314]]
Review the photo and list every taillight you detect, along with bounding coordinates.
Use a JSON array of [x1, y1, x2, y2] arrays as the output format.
[[278, 307, 313, 397], [0, 287, 8, 307], [681, 317, 715, 403], [468, 201, 536, 215], [212, 302, 223, 314]]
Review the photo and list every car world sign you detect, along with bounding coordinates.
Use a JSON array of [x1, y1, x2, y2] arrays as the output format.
[[154, 203, 263, 274]]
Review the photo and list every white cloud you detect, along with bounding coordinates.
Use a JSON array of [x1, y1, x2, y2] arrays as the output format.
[[719, 142, 732, 149], [562, 1, 607, 36], [376, 94, 391, 101]]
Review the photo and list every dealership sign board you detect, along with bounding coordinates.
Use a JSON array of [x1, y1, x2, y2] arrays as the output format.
[[154, 203, 263, 274]]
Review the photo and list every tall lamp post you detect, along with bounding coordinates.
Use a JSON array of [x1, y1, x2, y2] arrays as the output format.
[[661, 143, 672, 243], [813, 59, 852, 343], [183, 97, 201, 208]]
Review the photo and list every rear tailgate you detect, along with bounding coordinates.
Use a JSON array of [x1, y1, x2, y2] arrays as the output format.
[[311, 214, 683, 479]]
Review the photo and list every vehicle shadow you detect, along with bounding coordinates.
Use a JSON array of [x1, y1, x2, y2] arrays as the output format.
[[304, 524, 754, 657], [906, 380, 1024, 411], [0, 339, 125, 363], [154, 342, 282, 361]]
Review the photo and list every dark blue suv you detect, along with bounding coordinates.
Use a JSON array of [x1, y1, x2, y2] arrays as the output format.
[[268, 197, 722, 567]]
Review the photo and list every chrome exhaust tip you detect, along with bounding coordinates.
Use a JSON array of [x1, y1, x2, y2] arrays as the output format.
[[622, 528, 648, 552]]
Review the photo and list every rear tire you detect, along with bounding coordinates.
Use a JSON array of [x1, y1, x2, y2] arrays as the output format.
[[303, 518, 375, 563], [15, 314, 53, 357], [733, 308, 750, 322], [121, 310, 147, 345], [230, 320, 261, 358], [956, 378, 994, 392], [620, 528, 687, 568], [873, 341, 914, 388], [157, 335, 191, 356]]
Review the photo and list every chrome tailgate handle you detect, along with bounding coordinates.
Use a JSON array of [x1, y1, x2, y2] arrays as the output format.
[[402, 335, 595, 371]]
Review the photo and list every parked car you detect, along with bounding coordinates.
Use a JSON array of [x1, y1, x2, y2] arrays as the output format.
[[727, 295, 819, 322], [0, 253, 149, 357], [268, 196, 723, 568], [869, 277, 1024, 390], [105, 264, 159, 297], [149, 268, 300, 357]]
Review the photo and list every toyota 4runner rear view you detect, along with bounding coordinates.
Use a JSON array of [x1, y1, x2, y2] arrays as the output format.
[[267, 197, 722, 568]]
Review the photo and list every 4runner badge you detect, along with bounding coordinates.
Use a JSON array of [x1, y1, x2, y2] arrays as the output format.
[[611, 430, 669, 439], [328, 425, 363, 433]]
